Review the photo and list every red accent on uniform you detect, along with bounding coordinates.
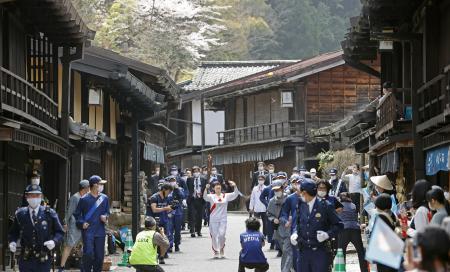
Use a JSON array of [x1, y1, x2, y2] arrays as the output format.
[[210, 203, 217, 213]]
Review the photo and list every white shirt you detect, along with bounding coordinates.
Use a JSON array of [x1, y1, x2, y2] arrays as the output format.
[[29, 206, 40, 225], [203, 187, 239, 223], [249, 185, 266, 213], [344, 173, 362, 194], [193, 177, 202, 197], [307, 197, 317, 213]]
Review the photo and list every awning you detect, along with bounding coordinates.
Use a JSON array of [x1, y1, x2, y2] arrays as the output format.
[[143, 143, 165, 164], [379, 151, 399, 174], [211, 144, 284, 165], [425, 145, 450, 176]]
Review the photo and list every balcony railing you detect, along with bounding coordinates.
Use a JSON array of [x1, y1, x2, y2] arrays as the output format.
[[217, 120, 304, 146], [375, 89, 411, 139], [0, 67, 58, 134], [416, 65, 450, 133]]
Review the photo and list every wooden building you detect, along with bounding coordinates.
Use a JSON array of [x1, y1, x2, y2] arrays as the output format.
[[182, 51, 380, 194], [70, 47, 178, 217], [0, 0, 93, 267], [168, 61, 296, 169], [338, 0, 450, 194]]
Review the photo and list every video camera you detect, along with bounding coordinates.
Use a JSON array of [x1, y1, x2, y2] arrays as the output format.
[[169, 199, 180, 210]]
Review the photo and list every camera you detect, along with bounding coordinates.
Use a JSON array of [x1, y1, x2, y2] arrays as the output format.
[[169, 200, 180, 210]]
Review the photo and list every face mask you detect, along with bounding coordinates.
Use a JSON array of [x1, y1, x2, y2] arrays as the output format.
[[258, 179, 265, 185], [291, 184, 299, 190], [428, 202, 436, 211], [300, 195, 306, 202], [317, 191, 327, 198], [268, 169, 274, 174], [98, 184, 104, 193], [181, 176, 187, 182], [27, 197, 41, 209], [31, 179, 40, 185], [300, 171, 306, 176], [171, 171, 178, 176], [203, 171, 208, 175], [258, 166, 264, 171], [275, 191, 283, 198], [310, 173, 316, 178], [170, 182, 177, 187], [155, 171, 160, 176], [211, 170, 217, 175], [193, 172, 200, 178], [330, 176, 337, 181]]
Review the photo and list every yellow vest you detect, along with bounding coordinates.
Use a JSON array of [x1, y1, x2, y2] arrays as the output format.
[[129, 230, 158, 265]]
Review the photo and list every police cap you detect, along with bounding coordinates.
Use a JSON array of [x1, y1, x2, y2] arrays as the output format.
[[25, 184, 42, 194], [300, 179, 317, 196]]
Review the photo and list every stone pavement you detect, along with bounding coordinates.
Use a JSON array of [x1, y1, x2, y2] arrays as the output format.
[[109, 213, 362, 272]]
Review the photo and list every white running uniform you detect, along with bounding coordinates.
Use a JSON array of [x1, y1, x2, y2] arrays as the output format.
[[203, 187, 239, 253]]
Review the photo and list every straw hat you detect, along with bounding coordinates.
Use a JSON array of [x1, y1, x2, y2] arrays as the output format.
[[370, 175, 393, 191]]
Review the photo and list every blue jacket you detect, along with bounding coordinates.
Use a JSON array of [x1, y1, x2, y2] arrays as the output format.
[[74, 193, 110, 238], [259, 186, 275, 207], [168, 187, 185, 216], [147, 192, 170, 224], [9, 206, 64, 251], [296, 198, 343, 249], [280, 193, 299, 233]]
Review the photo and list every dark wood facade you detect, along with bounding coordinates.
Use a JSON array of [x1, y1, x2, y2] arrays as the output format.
[[335, 0, 450, 198], [0, 0, 92, 267], [183, 52, 380, 195]]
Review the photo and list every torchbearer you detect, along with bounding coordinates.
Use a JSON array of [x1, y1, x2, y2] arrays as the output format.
[[290, 179, 343, 272], [203, 180, 239, 258]]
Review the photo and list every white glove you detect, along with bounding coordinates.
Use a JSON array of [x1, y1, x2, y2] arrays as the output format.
[[316, 231, 329, 243], [182, 199, 187, 207], [43, 240, 55, 250], [290, 233, 298, 246], [9, 242, 16, 253]]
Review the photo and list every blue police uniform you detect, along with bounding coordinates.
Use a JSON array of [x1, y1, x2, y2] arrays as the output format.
[[295, 196, 343, 272], [280, 193, 300, 271], [9, 185, 64, 272], [147, 192, 171, 244], [167, 184, 186, 251], [259, 185, 275, 245], [74, 176, 110, 272]]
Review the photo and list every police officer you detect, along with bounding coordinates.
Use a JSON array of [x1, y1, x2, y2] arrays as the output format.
[[9, 184, 64, 272], [147, 183, 174, 263], [74, 175, 110, 272], [290, 179, 343, 272], [166, 176, 185, 252], [21, 171, 43, 207], [329, 168, 347, 198]]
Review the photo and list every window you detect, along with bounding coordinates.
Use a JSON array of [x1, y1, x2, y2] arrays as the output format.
[[281, 90, 293, 108]]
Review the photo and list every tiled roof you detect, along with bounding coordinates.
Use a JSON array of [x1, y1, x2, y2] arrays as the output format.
[[182, 60, 298, 92]]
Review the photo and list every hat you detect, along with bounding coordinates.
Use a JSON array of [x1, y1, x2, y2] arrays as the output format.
[[192, 165, 200, 171], [271, 180, 284, 190], [276, 172, 287, 179], [25, 184, 42, 194], [170, 165, 178, 171], [299, 166, 307, 171], [258, 173, 266, 178], [166, 175, 177, 181], [290, 175, 300, 183], [292, 166, 299, 172], [310, 168, 317, 174], [89, 175, 107, 185], [362, 164, 369, 170], [370, 175, 393, 191], [329, 168, 338, 175], [300, 179, 317, 196], [79, 179, 90, 188], [257, 161, 265, 166]]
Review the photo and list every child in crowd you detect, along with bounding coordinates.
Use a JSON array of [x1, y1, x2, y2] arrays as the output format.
[[239, 217, 269, 272]]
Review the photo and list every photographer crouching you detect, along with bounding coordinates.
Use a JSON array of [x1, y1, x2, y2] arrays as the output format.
[[129, 216, 169, 272]]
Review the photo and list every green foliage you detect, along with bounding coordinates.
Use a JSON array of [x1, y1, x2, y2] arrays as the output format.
[[317, 149, 360, 179]]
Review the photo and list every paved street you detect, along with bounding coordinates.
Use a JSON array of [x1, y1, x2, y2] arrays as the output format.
[[112, 213, 361, 272]]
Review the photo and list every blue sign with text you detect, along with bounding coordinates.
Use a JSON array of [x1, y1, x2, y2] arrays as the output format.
[[426, 146, 450, 176]]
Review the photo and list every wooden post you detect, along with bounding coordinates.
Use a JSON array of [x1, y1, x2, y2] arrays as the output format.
[[1, 143, 8, 271], [411, 39, 424, 179], [131, 118, 140, 239], [201, 95, 205, 165], [60, 46, 71, 140]]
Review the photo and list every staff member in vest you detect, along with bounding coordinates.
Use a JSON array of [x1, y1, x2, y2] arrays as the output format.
[[203, 180, 239, 258], [74, 175, 110, 272], [9, 184, 64, 272], [290, 179, 343, 272], [59, 179, 90, 271], [129, 216, 169, 272], [239, 217, 269, 272]]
